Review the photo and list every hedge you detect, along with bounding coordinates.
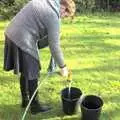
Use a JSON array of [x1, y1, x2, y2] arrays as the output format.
[[0, 0, 120, 19]]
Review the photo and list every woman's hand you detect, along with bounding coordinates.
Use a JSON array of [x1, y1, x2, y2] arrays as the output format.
[[60, 66, 69, 77]]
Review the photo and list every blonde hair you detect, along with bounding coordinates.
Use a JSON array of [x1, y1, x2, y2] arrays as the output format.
[[66, 0, 76, 17], [60, 0, 76, 18]]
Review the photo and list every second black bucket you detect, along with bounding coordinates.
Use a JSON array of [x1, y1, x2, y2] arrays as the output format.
[[61, 87, 82, 115], [80, 95, 103, 120]]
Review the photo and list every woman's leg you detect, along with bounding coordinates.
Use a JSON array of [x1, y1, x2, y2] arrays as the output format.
[[20, 74, 29, 108], [20, 50, 51, 114], [28, 79, 51, 114], [3, 37, 29, 108]]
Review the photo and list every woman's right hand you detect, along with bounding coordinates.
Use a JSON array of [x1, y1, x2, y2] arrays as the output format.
[[60, 66, 69, 77]]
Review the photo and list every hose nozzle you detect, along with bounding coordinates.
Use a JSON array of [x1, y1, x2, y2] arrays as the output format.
[[67, 70, 72, 82]]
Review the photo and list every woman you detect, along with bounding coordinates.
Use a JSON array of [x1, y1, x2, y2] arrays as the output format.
[[4, 0, 75, 114]]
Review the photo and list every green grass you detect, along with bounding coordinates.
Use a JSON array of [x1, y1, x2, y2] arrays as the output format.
[[0, 13, 120, 120]]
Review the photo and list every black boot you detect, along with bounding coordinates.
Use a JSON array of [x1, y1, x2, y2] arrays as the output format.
[[28, 80, 51, 114], [20, 74, 29, 108]]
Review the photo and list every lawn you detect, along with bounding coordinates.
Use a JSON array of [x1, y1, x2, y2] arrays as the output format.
[[0, 13, 120, 120]]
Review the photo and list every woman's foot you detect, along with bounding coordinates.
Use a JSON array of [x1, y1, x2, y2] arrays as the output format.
[[31, 100, 51, 114], [21, 97, 29, 108]]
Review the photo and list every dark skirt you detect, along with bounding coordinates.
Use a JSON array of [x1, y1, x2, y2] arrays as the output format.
[[4, 36, 41, 80]]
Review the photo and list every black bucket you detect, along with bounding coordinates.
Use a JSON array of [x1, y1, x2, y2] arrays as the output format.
[[61, 87, 82, 115], [80, 95, 103, 120]]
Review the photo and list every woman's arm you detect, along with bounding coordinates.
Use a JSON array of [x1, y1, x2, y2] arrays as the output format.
[[44, 10, 65, 68]]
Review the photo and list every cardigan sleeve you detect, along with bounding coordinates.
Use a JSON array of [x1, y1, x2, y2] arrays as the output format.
[[44, 11, 65, 68]]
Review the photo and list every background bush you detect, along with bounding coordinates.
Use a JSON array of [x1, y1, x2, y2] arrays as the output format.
[[75, 0, 95, 13], [75, 0, 120, 13], [0, 0, 120, 19], [0, 0, 29, 19]]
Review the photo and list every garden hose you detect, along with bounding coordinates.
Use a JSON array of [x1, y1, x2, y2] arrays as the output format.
[[21, 70, 72, 120], [66, 70, 72, 88], [67, 70, 72, 82], [66, 70, 85, 104], [21, 73, 50, 120]]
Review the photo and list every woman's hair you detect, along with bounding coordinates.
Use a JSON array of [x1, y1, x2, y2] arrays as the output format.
[[60, 0, 76, 18]]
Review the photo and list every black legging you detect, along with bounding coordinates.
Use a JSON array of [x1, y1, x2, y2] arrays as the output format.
[[20, 74, 38, 102]]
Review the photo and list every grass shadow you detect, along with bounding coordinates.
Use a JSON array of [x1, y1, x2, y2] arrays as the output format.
[[0, 75, 18, 87], [72, 57, 120, 73], [0, 41, 4, 45], [0, 100, 80, 120], [73, 20, 120, 28], [0, 26, 5, 30], [0, 104, 24, 120], [62, 34, 120, 42], [61, 34, 120, 56]]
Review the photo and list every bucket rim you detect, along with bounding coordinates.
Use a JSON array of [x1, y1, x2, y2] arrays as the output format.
[[61, 87, 82, 101], [80, 95, 104, 111], [61, 87, 82, 93]]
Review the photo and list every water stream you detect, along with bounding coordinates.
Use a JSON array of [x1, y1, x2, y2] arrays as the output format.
[[68, 81, 72, 99]]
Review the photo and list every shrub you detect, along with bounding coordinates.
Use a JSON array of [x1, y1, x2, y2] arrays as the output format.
[[0, 0, 29, 19], [75, 0, 96, 13]]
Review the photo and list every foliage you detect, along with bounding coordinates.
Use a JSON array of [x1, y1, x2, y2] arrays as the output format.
[[0, 0, 120, 19], [75, 0, 96, 13], [0, 0, 29, 19], [75, 0, 120, 13]]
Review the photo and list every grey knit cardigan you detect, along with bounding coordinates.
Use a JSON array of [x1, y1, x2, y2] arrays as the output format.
[[5, 0, 65, 67]]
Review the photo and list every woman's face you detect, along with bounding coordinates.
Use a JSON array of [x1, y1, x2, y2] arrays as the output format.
[[60, 4, 69, 18], [60, 0, 69, 18]]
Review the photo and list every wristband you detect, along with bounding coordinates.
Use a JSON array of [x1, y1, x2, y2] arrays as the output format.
[[60, 64, 66, 68]]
